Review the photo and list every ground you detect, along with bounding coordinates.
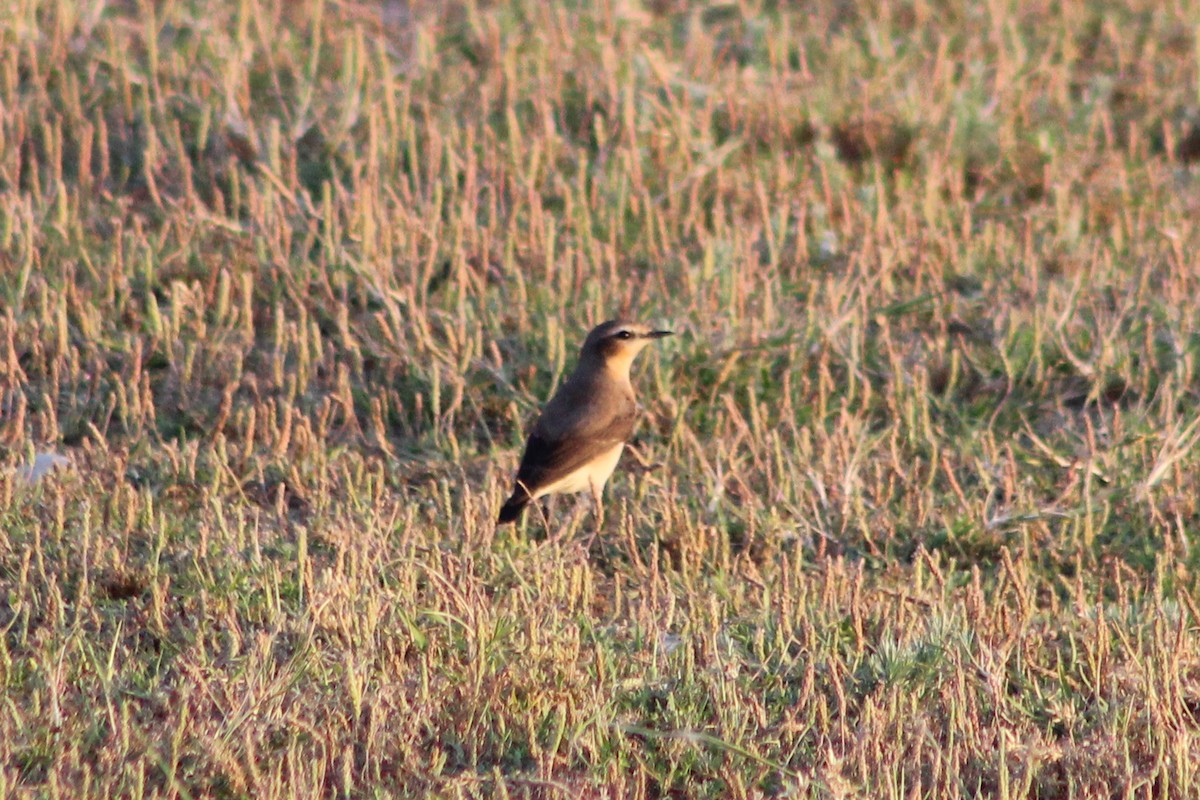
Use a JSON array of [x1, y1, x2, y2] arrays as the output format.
[[2, 0, 1200, 797]]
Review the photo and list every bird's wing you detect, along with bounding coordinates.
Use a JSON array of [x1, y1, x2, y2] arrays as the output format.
[[511, 382, 636, 496]]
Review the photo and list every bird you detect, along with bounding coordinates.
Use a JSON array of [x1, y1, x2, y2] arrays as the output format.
[[497, 319, 672, 527]]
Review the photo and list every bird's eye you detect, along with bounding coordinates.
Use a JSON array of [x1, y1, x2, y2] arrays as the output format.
[[616, 330, 633, 340]]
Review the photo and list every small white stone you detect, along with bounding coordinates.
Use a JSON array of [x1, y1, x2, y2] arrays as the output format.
[[16, 452, 71, 484]]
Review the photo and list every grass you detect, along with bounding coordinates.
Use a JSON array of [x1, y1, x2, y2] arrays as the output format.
[[2, 0, 1200, 796]]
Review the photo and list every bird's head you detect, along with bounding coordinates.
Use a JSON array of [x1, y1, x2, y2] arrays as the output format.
[[581, 319, 672, 379]]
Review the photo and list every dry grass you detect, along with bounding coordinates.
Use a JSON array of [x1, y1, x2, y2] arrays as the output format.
[[3, 0, 1200, 796]]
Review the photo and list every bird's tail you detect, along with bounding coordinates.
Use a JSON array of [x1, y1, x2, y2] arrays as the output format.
[[497, 491, 531, 524]]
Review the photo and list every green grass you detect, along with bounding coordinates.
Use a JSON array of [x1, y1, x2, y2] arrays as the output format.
[[3, 0, 1200, 796]]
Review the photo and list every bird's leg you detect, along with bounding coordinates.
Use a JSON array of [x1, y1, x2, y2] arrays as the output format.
[[579, 481, 605, 554], [542, 496, 582, 544], [592, 482, 605, 529], [541, 497, 587, 559]]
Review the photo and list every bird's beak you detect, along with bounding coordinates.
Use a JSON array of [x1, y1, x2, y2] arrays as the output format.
[[645, 330, 673, 339]]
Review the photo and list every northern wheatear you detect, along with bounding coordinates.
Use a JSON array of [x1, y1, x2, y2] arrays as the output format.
[[497, 320, 672, 526]]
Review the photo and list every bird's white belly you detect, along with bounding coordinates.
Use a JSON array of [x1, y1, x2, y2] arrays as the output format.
[[535, 443, 624, 498]]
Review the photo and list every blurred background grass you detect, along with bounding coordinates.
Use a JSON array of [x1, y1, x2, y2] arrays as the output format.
[[3, 0, 1200, 796]]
